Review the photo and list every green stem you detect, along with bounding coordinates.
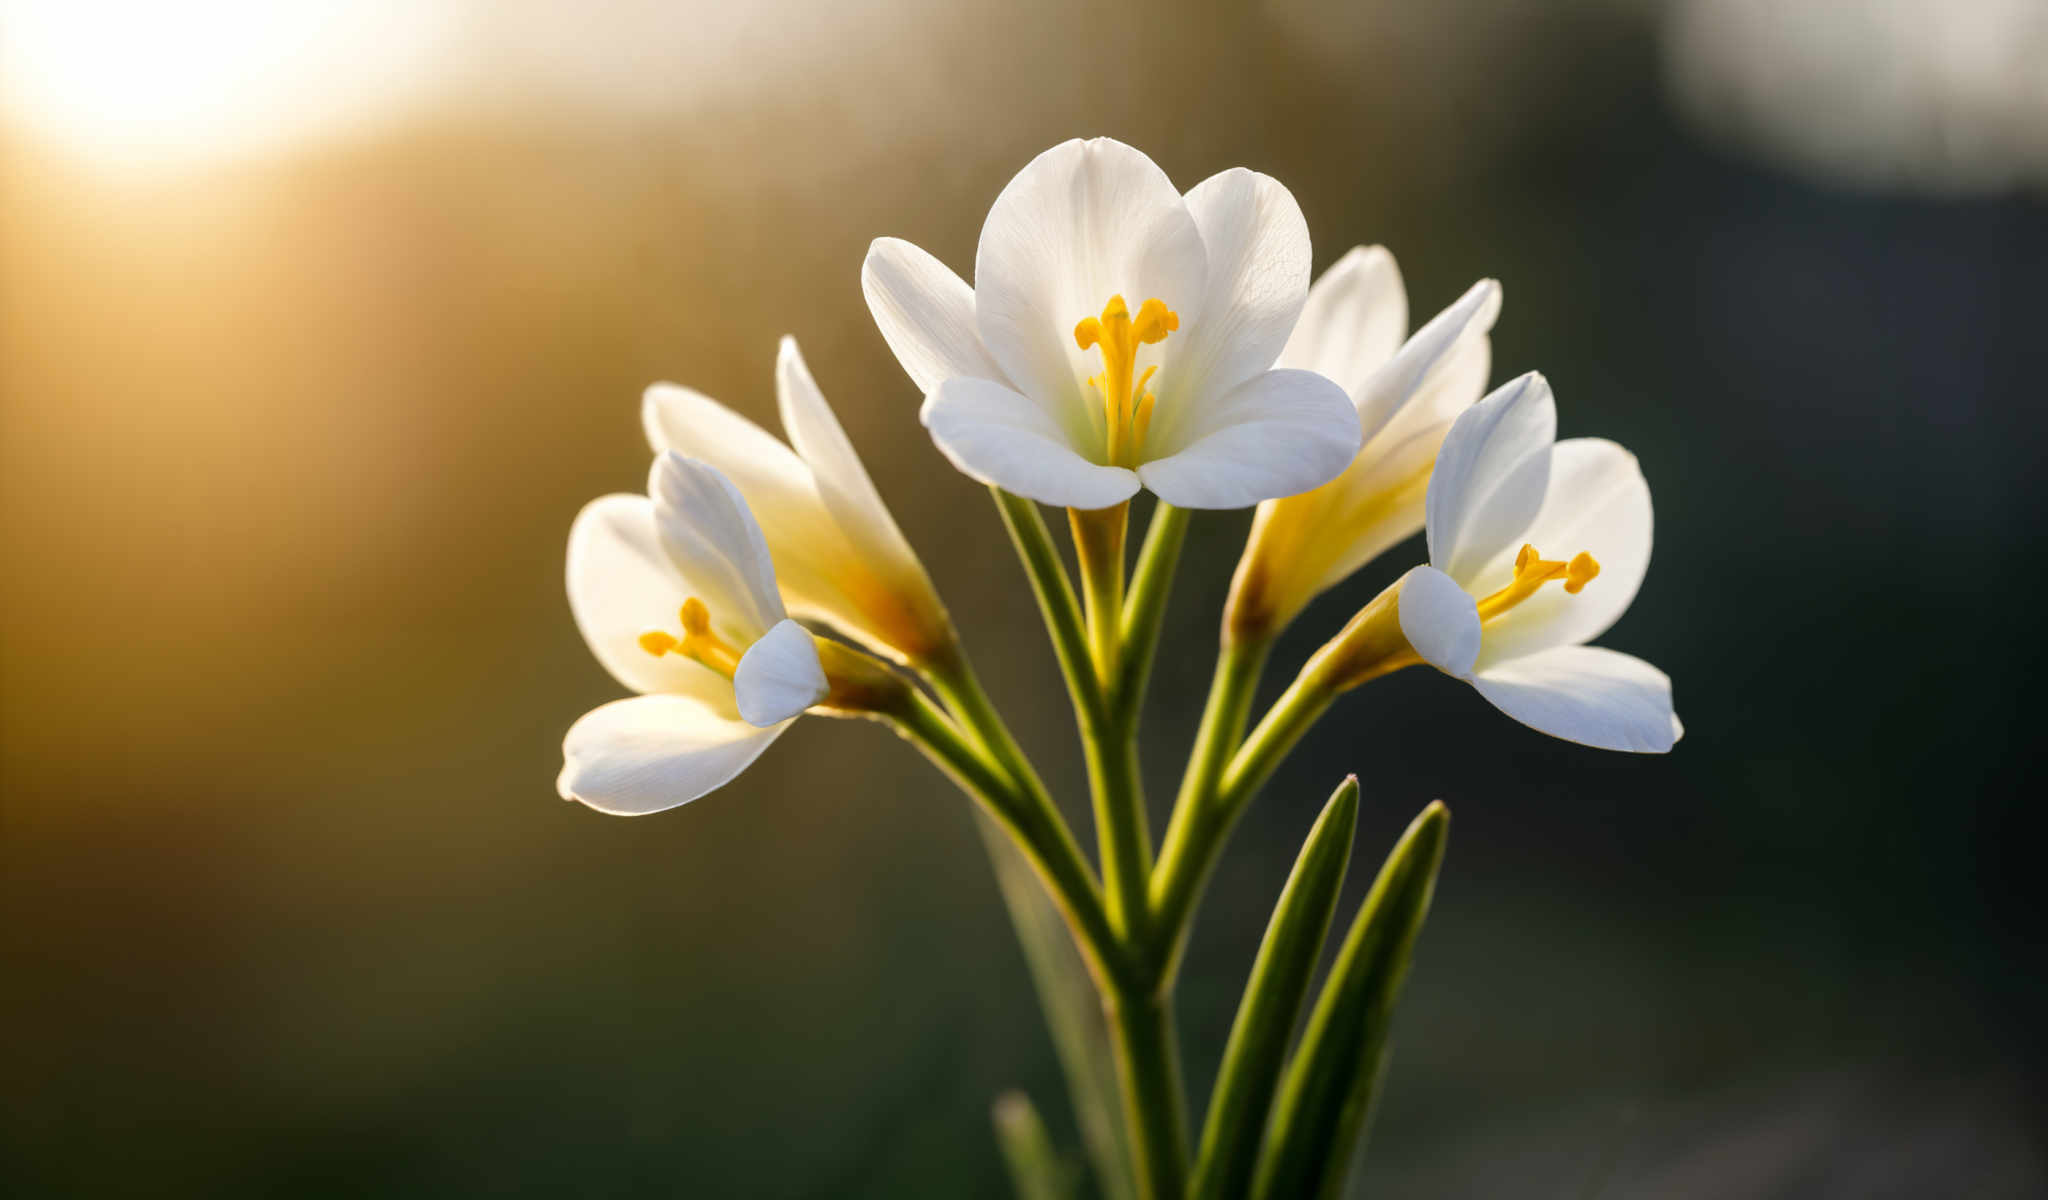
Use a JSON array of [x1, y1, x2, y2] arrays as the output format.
[[1114, 503, 1188, 729], [1149, 634, 1272, 978], [1107, 985, 1190, 1200], [1069, 502, 1152, 940], [991, 488, 1105, 727], [1070, 504, 1129, 687], [886, 689, 1121, 986]]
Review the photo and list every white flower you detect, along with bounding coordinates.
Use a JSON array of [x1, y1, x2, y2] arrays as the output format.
[[643, 336, 952, 665], [559, 453, 830, 815], [1228, 246, 1501, 633], [863, 137, 1361, 510], [1393, 372, 1683, 753]]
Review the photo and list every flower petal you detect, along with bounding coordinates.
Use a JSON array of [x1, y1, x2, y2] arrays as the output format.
[[860, 237, 1005, 394], [642, 382, 823, 530], [565, 493, 742, 704], [1137, 368, 1360, 509], [1355, 278, 1500, 446], [1425, 371, 1555, 584], [733, 618, 828, 726], [921, 377, 1140, 509], [1277, 245, 1408, 399], [1472, 438, 1655, 666], [1468, 645, 1681, 753], [973, 137, 1207, 442], [1162, 168, 1312, 402], [649, 453, 786, 642], [1397, 565, 1481, 677], [774, 337, 939, 594], [558, 694, 786, 815]]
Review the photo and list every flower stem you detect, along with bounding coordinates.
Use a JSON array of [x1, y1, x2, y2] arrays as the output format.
[[1070, 503, 1129, 687], [1069, 502, 1153, 940], [1149, 632, 1271, 979], [886, 688, 1122, 987], [991, 488, 1104, 725], [1107, 984, 1190, 1200], [1114, 502, 1188, 729]]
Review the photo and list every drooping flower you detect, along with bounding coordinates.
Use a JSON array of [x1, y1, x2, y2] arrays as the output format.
[[643, 337, 953, 666], [1388, 372, 1682, 752], [863, 137, 1361, 510], [559, 453, 831, 815], [1226, 248, 1501, 637]]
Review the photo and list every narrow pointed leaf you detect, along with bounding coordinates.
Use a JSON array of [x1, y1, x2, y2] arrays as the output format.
[[1252, 801, 1450, 1200], [973, 811, 1137, 1200], [1190, 776, 1361, 1200], [993, 1091, 1078, 1200]]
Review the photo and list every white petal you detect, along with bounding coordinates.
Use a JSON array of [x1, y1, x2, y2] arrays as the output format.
[[1471, 438, 1654, 665], [860, 237, 1005, 394], [1302, 421, 1446, 597], [1355, 278, 1500, 446], [642, 383, 823, 530], [1397, 565, 1481, 677], [732, 618, 829, 726], [1469, 646, 1681, 753], [649, 453, 786, 642], [774, 337, 938, 593], [1277, 245, 1408, 399], [922, 377, 1140, 509], [973, 138, 1207, 437], [1137, 368, 1359, 509], [1162, 168, 1311, 401], [1425, 371, 1555, 584], [558, 694, 786, 815], [565, 493, 742, 704]]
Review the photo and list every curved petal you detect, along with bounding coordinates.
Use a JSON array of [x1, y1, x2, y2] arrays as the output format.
[[1472, 439, 1654, 665], [1161, 168, 1311, 403], [1425, 371, 1555, 584], [649, 453, 786, 642], [973, 138, 1207, 439], [733, 618, 828, 726], [1370, 327, 1491, 453], [860, 237, 1005, 394], [558, 694, 785, 815], [565, 493, 741, 703], [775, 337, 937, 591], [1137, 368, 1359, 509], [1277, 245, 1408, 399], [642, 383, 825, 535], [1355, 278, 1500, 446], [1469, 645, 1681, 753], [1302, 420, 1446, 597], [1397, 565, 1481, 677], [922, 377, 1141, 509]]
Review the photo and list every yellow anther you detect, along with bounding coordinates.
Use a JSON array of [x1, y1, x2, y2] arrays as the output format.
[[1076, 292, 1178, 468], [1475, 543, 1600, 623], [638, 597, 744, 679]]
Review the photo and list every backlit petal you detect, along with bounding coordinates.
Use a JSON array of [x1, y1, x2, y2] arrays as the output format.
[[565, 493, 741, 703], [861, 237, 1005, 394], [1469, 645, 1681, 753], [1277, 245, 1408, 400], [1397, 565, 1481, 677], [1136, 368, 1359, 509], [649, 453, 786, 643], [558, 694, 786, 815], [1355, 278, 1500, 446], [733, 618, 829, 726], [922, 377, 1140, 509], [1162, 168, 1311, 403], [1425, 371, 1555, 584]]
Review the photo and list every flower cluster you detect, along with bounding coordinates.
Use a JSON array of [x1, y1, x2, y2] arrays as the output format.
[[561, 137, 1678, 816]]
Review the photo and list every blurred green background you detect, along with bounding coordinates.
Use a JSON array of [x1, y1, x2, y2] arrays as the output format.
[[3, 0, 2043, 1194]]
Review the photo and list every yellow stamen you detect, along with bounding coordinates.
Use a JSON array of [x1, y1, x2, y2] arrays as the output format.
[[1474, 543, 1601, 624], [1074, 293, 1177, 468], [638, 597, 745, 678]]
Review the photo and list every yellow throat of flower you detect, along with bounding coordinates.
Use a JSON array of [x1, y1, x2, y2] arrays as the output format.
[[1474, 543, 1600, 624], [1075, 294, 1178, 468], [638, 597, 743, 678]]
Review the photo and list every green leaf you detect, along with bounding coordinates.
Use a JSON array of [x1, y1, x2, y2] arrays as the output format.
[[993, 1091, 1077, 1200], [973, 811, 1136, 1200], [1251, 801, 1450, 1200], [1190, 776, 1361, 1200]]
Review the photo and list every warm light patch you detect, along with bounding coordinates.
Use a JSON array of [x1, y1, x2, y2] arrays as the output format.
[[1475, 543, 1600, 623], [0, 0, 453, 170], [1075, 294, 1178, 466], [639, 598, 744, 678]]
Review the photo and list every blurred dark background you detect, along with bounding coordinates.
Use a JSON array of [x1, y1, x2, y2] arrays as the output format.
[[3, 0, 2043, 1194]]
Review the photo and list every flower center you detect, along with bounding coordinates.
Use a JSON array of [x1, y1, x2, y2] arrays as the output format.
[[638, 596, 743, 678], [1474, 543, 1600, 624], [1075, 293, 1178, 468]]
